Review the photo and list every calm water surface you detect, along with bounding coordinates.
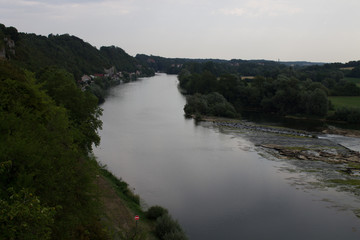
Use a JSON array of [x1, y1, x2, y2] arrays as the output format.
[[94, 74, 360, 240]]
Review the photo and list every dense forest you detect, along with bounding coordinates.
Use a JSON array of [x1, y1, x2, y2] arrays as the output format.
[[6, 28, 154, 80], [0, 23, 156, 104], [1, 21, 359, 239], [0, 59, 108, 239], [0, 23, 112, 239], [175, 60, 360, 124], [137, 54, 360, 125], [0, 23, 188, 240]]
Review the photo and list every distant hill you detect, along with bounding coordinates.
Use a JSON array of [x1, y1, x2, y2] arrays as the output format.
[[136, 54, 289, 76], [135, 54, 329, 75], [0, 23, 154, 80], [279, 61, 326, 67]]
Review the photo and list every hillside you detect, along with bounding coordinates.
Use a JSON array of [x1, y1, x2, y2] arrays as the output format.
[[0, 23, 154, 80], [0, 23, 189, 239]]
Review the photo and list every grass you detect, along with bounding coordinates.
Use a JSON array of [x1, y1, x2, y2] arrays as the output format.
[[347, 163, 360, 169], [344, 77, 360, 87], [99, 168, 142, 213], [328, 179, 360, 187], [99, 168, 160, 240], [283, 146, 309, 151], [328, 96, 360, 109]]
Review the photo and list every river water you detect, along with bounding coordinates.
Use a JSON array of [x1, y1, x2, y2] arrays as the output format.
[[94, 74, 360, 240]]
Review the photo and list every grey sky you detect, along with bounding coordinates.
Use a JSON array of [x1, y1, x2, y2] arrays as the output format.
[[1, 0, 359, 62]]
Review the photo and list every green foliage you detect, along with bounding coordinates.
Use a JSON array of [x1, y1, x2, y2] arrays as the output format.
[[163, 231, 188, 240], [180, 68, 330, 117], [184, 92, 237, 118], [100, 168, 140, 205], [118, 226, 148, 240], [328, 179, 360, 187], [327, 107, 360, 124], [0, 188, 56, 240], [14, 33, 107, 79], [88, 82, 107, 103], [343, 77, 360, 87], [331, 79, 360, 96], [100, 46, 139, 73], [36, 67, 103, 151], [348, 66, 360, 78], [146, 206, 169, 220], [302, 89, 328, 116], [328, 96, 360, 109], [1, 24, 153, 80], [0, 61, 107, 239], [136, 54, 186, 74], [155, 214, 187, 240]]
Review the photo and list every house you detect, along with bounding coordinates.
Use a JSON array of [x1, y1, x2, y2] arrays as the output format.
[[81, 75, 91, 83], [104, 66, 115, 77], [94, 73, 104, 78]]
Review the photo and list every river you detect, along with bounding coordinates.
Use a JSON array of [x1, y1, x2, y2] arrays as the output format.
[[94, 74, 360, 240]]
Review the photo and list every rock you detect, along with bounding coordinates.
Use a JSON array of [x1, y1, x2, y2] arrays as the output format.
[[304, 150, 320, 157], [298, 155, 308, 160]]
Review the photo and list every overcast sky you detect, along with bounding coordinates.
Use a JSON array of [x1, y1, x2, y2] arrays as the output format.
[[1, 0, 359, 62]]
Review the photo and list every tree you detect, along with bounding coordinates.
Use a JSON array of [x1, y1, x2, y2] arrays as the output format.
[[308, 89, 328, 116], [0, 189, 56, 240], [0, 62, 106, 239], [37, 67, 103, 151], [217, 74, 238, 103], [5, 26, 19, 42]]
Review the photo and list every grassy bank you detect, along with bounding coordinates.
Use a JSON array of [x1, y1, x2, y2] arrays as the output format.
[[97, 167, 158, 239], [329, 96, 360, 109], [97, 167, 188, 240]]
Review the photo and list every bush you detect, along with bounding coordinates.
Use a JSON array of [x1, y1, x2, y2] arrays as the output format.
[[146, 206, 168, 220], [327, 107, 360, 124], [163, 231, 188, 240], [184, 92, 237, 118], [0, 189, 56, 240], [155, 214, 187, 240], [184, 93, 209, 116]]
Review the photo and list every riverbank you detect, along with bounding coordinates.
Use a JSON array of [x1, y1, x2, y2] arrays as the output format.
[[96, 167, 188, 240], [97, 168, 158, 240]]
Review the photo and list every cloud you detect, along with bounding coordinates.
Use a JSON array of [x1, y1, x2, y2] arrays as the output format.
[[0, 0, 132, 19], [219, 0, 302, 17]]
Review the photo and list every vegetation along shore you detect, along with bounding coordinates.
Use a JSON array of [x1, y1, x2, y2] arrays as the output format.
[[1, 21, 360, 239], [0, 24, 186, 239]]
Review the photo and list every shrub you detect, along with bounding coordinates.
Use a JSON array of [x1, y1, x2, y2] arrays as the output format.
[[327, 107, 360, 124], [146, 206, 168, 220], [155, 214, 187, 240], [163, 231, 188, 240], [184, 92, 237, 118]]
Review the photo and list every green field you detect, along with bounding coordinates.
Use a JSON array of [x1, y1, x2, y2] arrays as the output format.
[[328, 96, 360, 109], [344, 77, 360, 87]]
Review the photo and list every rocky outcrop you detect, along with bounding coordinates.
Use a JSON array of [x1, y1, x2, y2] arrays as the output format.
[[0, 37, 16, 59], [322, 126, 360, 137], [260, 144, 360, 165], [214, 121, 316, 138]]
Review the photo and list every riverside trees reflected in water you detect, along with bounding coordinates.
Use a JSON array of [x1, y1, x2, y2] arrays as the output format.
[[94, 74, 360, 240]]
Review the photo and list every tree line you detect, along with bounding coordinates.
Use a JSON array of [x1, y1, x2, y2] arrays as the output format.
[[178, 61, 360, 124], [0, 24, 154, 80], [0, 23, 153, 239], [0, 61, 109, 239], [1, 23, 192, 239]]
